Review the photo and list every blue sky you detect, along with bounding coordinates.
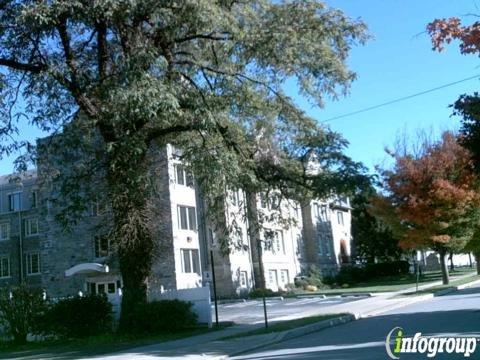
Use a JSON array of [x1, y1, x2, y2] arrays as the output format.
[[1, 1, 480, 176], [291, 0, 480, 172]]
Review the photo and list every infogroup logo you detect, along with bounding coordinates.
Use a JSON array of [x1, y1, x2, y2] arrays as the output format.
[[385, 327, 478, 358]]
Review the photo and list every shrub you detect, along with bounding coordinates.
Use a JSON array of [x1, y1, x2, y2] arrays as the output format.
[[0, 285, 47, 344], [130, 300, 197, 335], [333, 260, 411, 286], [294, 265, 325, 290], [248, 288, 284, 299], [39, 294, 112, 339], [364, 260, 410, 278]]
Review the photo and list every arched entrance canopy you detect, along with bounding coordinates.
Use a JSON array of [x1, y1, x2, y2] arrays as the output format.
[[65, 263, 109, 277]]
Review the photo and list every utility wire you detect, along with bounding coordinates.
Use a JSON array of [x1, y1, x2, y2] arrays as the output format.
[[322, 74, 480, 123]]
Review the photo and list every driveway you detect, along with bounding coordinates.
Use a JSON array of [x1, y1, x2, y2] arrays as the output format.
[[216, 296, 367, 324]]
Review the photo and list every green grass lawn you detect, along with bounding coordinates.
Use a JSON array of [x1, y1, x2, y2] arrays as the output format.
[[0, 323, 232, 359], [291, 268, 476, 296], [220, 314, 348, 340], [399, 274, 480, 297]]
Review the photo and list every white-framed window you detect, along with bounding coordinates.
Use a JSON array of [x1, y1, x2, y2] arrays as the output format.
[[268, 269, 278, 285], [31, 190, 38, 209], [175, 164, 194, 187], [25, 252, 40, 275], [208, 227, 215, 245], [181, 249, 200, 274], [0, 223, 10, 241], [337, 211, 344, 226], [94, 235, 110, 258], [294, 205, 300, 219], [178, 205, 197, 231], [8, 192, 21, 212], [91, 200, 106, 216], [89, 280, 120, 295], [274, 231, 285, 254], [259, 192, 268, 209], [25, 218, 39, 237], [229, 190, 241, 207], [240, 271, 248, 287], [269, 194, 281, 210], [320, 205, 328, 222], [280, 269, 289, 284], [0, 256, 10, 278]]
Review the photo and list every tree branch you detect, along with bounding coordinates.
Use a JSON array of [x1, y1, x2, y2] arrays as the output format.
[[96, 20, 108, 81], [0, 58, 45, 73]]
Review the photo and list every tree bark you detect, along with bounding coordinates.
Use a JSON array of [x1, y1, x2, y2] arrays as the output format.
[[106, 144, 154, 332], [438, 248, 449, 285], [118, 243, 150, 332], [475, 253, 480, 275], [245, 191, 264, 289]]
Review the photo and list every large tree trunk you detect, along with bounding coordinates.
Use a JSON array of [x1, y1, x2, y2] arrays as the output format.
[[245, 191, 264, 289], [118, 238, 151, 332], [475, 253, 480, 275], [106, 144, 154, 332], [438, 248, 449, 285]]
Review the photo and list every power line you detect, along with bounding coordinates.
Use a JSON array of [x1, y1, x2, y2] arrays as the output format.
[[321, 74, 480, 123]]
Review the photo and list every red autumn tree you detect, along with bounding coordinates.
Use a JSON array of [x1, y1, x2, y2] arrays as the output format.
[[427, 17, 480, 54], [379, 132, 480, 284]]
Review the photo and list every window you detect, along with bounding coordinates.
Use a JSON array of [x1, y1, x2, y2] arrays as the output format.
[[280, 269, 289, 284], [325, 239, 331, 256], [26, 252, 40, 275], [294, 205, 300, 219], [0, 223, 10, 241], [269, 194, 281, 210], [94, 235, 110, 258], [320, 206, 328, 222], [90, 281, 119, 295], [268, 269, 278, 285], [240, 271, 248, 287], [318, 233, 324, 255], [178, 206, 197, 230], [259, 193, 268, 209], [208, 227, 215, 245], [175, 164, 194, 187], [25, 218, 38, 236], [8, 192, 21, 212], [274, 231, 285, 254], [31, 190, 38, 209], [229, 190, 241, 206], [181, 249, 200, 274], [91, 200, 106, 216], [0, 256, 10, 278], [337, 211, 344, 226]]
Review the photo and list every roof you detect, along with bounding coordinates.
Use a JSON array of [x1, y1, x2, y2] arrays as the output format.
[[0, 169, 37, 186]]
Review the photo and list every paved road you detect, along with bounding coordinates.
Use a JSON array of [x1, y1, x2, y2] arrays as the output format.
[[233, 285, 480, 359], [216, 296, 366, 324]]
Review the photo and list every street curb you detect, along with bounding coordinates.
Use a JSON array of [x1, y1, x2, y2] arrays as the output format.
[[434, 278, 480, 297], [213, 314, 356, 359], [218, 299, 247, 305], [295, 294, 326, 299], [340, 293, 372, 298]]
